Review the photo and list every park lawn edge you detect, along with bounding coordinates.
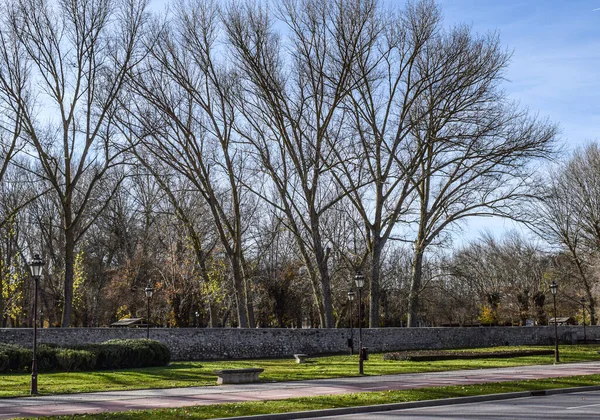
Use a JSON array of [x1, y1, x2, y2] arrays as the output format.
[[2, 345, 599, 398], [42, 374, 600, 419]]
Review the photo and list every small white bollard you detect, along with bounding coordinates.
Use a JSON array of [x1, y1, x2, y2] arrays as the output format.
[[294, 354, 308, 364]]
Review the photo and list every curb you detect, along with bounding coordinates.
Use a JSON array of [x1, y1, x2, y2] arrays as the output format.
[[215, 385, 600, 420]]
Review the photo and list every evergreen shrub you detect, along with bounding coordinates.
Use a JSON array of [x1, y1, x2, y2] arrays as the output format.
[[0, 339, 170, 373]]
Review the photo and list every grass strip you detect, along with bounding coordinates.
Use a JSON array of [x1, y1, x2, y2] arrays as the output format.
[[43, 374, 600, 419], [1, 345, 599, 398]]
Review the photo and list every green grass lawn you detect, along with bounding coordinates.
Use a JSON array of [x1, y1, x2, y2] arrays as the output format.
[[1, 345, 599, 398], [46, 374, 600, 419]]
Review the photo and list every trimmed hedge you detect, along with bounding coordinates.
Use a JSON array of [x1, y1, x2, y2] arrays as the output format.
[[74, 339, 171, 369], [0, 339, 170, 373], [383, 349, 555, 361], [0, 343, 31, 372]]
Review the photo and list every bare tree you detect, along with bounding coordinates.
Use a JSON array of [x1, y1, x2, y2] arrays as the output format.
[[125, 0, 255, 327], [329, 0, 440, 326], [402, 23, 557, 326], [533, 143, 600, 324], [225, 0, 378, 328], [448, 232, 550, 326], [0, 0, 149, 326]]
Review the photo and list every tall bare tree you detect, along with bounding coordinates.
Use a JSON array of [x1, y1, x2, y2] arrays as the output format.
[[0, 0, 149, 326], [405, 25, 557, 326], [126, 0, 255, 327], [330, 0, 440, 326], [533, 143, 600, 324], [226, 0, 378, 328]]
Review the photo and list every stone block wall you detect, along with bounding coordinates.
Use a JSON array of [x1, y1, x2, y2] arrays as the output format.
[[1, 326, 597, 361]]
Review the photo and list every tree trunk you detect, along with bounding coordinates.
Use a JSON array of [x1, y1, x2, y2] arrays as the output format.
[[207, 297, 217, 328], [0, 246, 4, 328], [311, 213, 334, 328], [61, 228, 75, 327], [244, 276, 255, 328], [231, 258, 249, 328], [318, 268, 335, 328], [589, 296, 596, 326], [308, 270, 326, 327], [314, 243, 334, 328], [369, 241, 383, 327], [407, 248, 424, 327]]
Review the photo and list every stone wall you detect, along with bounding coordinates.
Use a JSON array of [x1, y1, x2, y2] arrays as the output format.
[[1, 326, 597, 361]]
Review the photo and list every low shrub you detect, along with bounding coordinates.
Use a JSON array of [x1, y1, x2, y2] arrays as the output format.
[[0, 339, 170, 373], [0, 352, 8, 372], [37, 344, 59, 371], [55, 349, 97, 371], [73, 339, 170, 370], [382, 349, 554, 362], [0, 343, 31, 372]]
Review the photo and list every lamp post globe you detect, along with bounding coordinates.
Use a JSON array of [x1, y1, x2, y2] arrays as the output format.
[[144, 285, 154, 339], [29, 254, 45, 395], [550, 280, 559, 363], [354, 271, 365, 374]]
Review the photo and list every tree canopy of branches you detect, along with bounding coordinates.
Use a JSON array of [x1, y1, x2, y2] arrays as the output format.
[[0, 0, 563, 330], [0, 0, 149, 326], [534, 142, 600, 324]]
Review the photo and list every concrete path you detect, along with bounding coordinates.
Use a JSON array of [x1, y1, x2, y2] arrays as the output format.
[[2, 362, 600, 419]]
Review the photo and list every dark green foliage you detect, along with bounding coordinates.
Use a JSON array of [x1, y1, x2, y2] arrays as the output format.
[[0, 343, 31, 372], [37, 344, 59, 371], [0, 352, 8, 372], [0, 339, 170, 372], [382, 349, 554, 361], [74, 339, 171, 369], [55, 349, 97, 371]]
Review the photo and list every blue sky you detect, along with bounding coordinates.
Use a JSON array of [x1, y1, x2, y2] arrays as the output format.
[[438, 1, 600, 242], [441, 0, 600, 151]]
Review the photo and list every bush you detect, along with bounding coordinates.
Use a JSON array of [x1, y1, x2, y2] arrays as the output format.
[[0, 343, 31, 372], [0, 352, 8, 372], [75, 339, 170, 370], [37, 344, 59, 371], [0, 339, 170, 373], [97, 339, 170, 369], [55, 349, 97, 371]]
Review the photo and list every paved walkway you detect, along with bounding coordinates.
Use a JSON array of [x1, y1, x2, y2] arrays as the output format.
[[2, 362, 600, 419]]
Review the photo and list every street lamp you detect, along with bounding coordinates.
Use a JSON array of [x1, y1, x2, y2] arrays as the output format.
[[144, 284, 154, 339], [580, 296, 587, 344], [550, 280, 559, 363], [195, 311, 200, 328], [347, 290, 355, 354], [29, 254, 44, 395], [354, 271, 365, 374]]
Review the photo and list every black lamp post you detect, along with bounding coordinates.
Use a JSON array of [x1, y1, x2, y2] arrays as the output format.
[[580, 297, 587, 344], [347, 290, 355, 354], [195, 311, 200, 328], [550, 280, 559, 363], [39, 310, 44, 329], [29, 254, 44, 395], [354, 271, 365, 375], [144, 284, 154, 339]]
